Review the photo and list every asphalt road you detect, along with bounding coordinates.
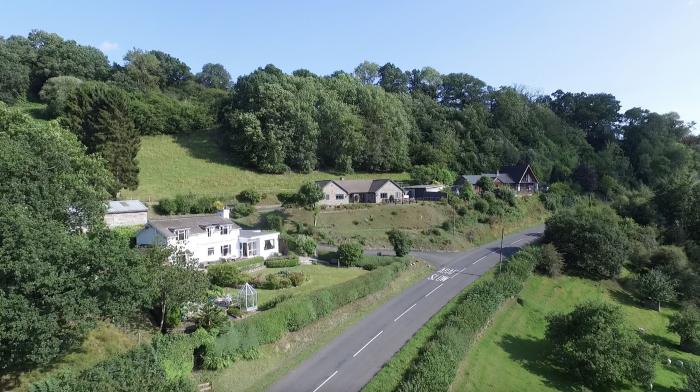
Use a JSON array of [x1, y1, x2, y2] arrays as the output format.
[[268, 225, 544, 392]]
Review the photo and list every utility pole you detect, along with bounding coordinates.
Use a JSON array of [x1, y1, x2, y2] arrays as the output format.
[[499, 227, 504, 272]]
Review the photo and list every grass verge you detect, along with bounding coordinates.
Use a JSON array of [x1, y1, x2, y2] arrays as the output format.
[[195, 259, 432, 392]]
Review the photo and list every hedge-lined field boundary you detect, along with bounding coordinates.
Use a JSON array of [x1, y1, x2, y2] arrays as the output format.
[[202, 258, 410, 369], [365, 246, 541, 392]]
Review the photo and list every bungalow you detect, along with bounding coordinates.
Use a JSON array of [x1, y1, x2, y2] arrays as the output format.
[[454, 164, 540, 194], [136, 208, 280, 266], [316, 179, 404, 206], [104, 200, 148, 228]]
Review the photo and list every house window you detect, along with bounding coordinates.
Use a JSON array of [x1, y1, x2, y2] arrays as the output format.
[[207, 226, 214, 237], [221, 244, 231, 257], [264, 239, 275, 250], [221, 225, 229, 235], [175, 229, 189, 241], [207, 247, 215, 256], [325, 193, 330, 200], [380, 193, 388, 199], [241, 241, 258, 257], [335, 194, 345, 200]]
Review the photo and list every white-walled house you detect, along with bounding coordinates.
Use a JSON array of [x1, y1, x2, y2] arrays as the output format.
[[136, 209, 280, 266]]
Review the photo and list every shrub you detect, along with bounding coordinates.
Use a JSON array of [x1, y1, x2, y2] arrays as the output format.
[[263, 213, 285, 231], [227, 306, 242, 318], [355, 256, 406, 271], [494, 187, 516, 206], [473, 198, 489, 213], [194, 302, 229, 332], [264, 256, 300, 268], [288, 271, 306, 287], [544, 203, 630, 279], [537, 243, 564, 276], [668, 305, 700, 352], [284, 234, 317, 256], [207, 263, 251, 287], [337, 243, 364, 266], [203, 260, 409, 369], [236, 189, 264, 205], [545, 302, 658, 390], [476, 176, 495, 193], [397, 247, 540, 391], [685, 362, 700, 392], [230, 203, 254, 218], [387, 229, 413, 257]]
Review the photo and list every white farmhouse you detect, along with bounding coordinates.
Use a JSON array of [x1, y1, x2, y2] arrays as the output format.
[[136, 209, 280, 266]]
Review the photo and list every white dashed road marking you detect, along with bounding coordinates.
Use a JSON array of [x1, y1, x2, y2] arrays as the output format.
[[393, 303, 418, 322], [312, 370, 338, 392], [424, 283, 443, 298], [353, 330, 383, 358]]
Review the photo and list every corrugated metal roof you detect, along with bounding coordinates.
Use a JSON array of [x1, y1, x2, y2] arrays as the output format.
[[106, 200, 148, 214]]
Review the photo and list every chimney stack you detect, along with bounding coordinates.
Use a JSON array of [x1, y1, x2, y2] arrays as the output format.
[[218, 207, 230, 219]]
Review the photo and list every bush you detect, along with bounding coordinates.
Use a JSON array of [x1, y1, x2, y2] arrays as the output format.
[[545, 302, 658, 390], [685, 361, 700, 392], [263, 213, 285, 231], [354, 256, 406, 271], [337, 243, 364, 266], [397, 247, 540, 391], [264, 256, 300, 268], [544, 203, 630, 278], [227, 306, 242, 318], [230, 203, 255, 218], [207, 263, 251, 287], [494, 187, 516, 206], [202, 260, 409, 369], [288, 271, 306, 287], [194, 302, 229, 332], [284, 234, 317, 256], [236, 189, 264, 205], [387, 229, 413, 257], [156, 194, 219, 215], [668, 305, 700, 352], [473, 198, 489, 213], [537, 243, 564, 276]]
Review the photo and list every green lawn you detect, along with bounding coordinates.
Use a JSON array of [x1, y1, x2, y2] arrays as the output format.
[[120, 129, 409, 203], [196, 260, 432, 392], [450, 275, 699, 392], [283, 197, 547, 250], [226, 264, 368, 306]]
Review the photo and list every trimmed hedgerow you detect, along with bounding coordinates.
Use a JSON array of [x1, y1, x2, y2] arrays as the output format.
[[395, 246, 541, 392], [202, 259, 410, 369], [264, 256, 300, 268]]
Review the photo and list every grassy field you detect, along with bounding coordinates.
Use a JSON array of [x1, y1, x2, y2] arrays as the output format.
[[224, 264, 368, 306], [120, 129, 409, 203], [450, 274, 699, 392], [281, 196, 547, 250], [196, 260, 432, 391], [9, 323, 148, 391]]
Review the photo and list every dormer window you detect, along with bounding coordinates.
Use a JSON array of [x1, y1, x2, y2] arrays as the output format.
[[207, 226, 214, 237], [175, 228, 189, 241], [221, 225, 230, 235]]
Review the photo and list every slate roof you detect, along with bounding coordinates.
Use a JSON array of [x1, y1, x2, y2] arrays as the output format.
[[148, 215, 240, 238], [458, 164, 537, 186], [106, 200, 148, 214], [316, 179, 400, 194]]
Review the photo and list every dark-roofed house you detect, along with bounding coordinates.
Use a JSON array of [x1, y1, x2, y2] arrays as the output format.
[[316, 179, 404, 206], [403, 184, 448, 201], [105, 200, 148, 228], [136, 208, 280, 265], [454, 164, 540, 194]]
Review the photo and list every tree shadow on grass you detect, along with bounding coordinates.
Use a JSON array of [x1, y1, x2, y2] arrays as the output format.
[[498, 334, 581, 392], [607, 286, 640, 308], [173, 128, 239, 166]]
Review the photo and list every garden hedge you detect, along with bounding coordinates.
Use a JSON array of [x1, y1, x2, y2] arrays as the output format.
[[202, 259, 410, 369], [395, 246, 541, 392], [264, 256, 300, 268]]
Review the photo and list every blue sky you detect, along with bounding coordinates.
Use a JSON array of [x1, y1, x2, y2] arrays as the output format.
[[2, 0, 699, 127]]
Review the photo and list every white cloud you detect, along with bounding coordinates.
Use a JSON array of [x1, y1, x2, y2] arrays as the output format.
[[98, 41, 119, 53]]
